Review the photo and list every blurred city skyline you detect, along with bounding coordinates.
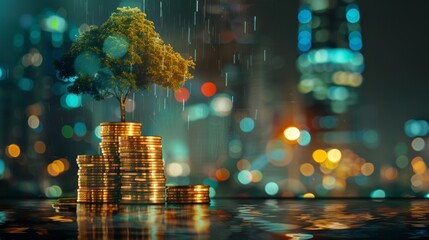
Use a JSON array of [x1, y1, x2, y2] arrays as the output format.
[[1, 0, 429, 198]]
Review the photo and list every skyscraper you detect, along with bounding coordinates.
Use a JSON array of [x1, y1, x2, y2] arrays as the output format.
[[297, 0, 364, 115]]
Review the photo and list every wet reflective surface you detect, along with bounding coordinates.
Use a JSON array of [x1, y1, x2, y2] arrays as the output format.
[[0, 199, 428, 239]]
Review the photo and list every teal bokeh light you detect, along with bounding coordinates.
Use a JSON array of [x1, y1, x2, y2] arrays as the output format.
[[370, 189, 386, 198], [240, 117, 255, 133], [346, 8, 360, 24], [265, 182, 279, 196], [18, 78, 34, 91], [103, 34, 129, 59], [74, 122, 87, 137]]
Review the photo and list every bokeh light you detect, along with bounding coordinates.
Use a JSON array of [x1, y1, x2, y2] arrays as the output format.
[[74, 52, 100, 76], [312, 149, 327, 163], [346, 6, 360, 23], [34, 140, 46, 154], [167, 162, 183, 177], [297, 130, 311, 146], [27, 115, 40, 129], [174, 87, 190, 102], [215, 168, 230, 181], [298, 8, 312, 24], [45, 185, 62, 198], [266, 139, 293, 166], [265, 182, 279, 196], [210, 94, 233, 117], [240, 117, 255, 133], [236, 159, 251, 170], [284, 127, 301, 141], [73, 122, 87, 137], [103, 34, 129, 59], [61, 125, 73, 138], [201, 82, 217, 97], [411, 137, 425, 151], [411, 157, 427, 175], [0, 159, 5, 177], [237, 170, 252, 185], [6, 144, 21, 158], [361, 162, 374, 176], [327, 149, 342, 163], [370, 189, 386, 199], [300, 163, 315, 177], [302, 193, 315, 198]]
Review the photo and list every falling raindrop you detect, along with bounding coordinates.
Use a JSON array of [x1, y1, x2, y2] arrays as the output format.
[[143, 0, 146, 13], [188, 27, 191, 44], [263, 50, 266, 62], [233, 54, 236, 64], [164, 98, 166, 110], [254, 16, 257, 31], [194, 49, 197, 62], [196, 0, 199, 12], [182, 99, 185, 111], [244, 21, 247, 34], [255, 109, 258, 120], [194, 12, 197, 26], [160, 1, 163, 18], [187, 114, 190, 130], [225, 72, 228, 86]]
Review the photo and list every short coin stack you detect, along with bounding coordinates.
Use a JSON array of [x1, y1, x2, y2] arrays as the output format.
[[118, 136, 166, 204], [166, 185, 210, 204], [99, 122, 142, 157], [76, 155, 120, 203]]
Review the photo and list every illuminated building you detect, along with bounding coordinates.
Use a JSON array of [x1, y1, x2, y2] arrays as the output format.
[[297, 0, 364, 114]]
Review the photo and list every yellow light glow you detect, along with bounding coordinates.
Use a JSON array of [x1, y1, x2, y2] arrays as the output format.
[[312, 149, 327, 163], [303, 193, 315, 198], [6, 144, 21, 158], [215, 168, 230, 181], [323, 160, 338, 170], [327, 148, 342, 163], [34, 140, 46, 154], [361, 163, 375, 176], [411, 156, 427, 175], [283, 127, 301, 141], [47, 163, 60, 177], [52, 160, 65, 173], [300, 163, 315, 176]]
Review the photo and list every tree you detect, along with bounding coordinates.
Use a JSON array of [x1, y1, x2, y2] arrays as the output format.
[[55, 7, 195, 122]]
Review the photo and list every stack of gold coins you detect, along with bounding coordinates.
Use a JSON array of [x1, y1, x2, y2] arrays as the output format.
[[166, 185, 210, 204], [99, 122, 142, 157], [118, 136, 166, 204], [76, 155, 120, 203]]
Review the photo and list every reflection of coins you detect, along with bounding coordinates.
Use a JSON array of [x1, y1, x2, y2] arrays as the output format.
[[166, 185, 210, 204]]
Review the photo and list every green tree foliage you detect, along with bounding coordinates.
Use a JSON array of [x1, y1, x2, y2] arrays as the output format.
[[55, 7, 195, 122]]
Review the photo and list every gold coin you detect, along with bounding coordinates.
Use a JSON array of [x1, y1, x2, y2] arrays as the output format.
[[119, 135, 161, 140]]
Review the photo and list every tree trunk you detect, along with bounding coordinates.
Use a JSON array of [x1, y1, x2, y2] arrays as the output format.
[[120, 99, 126, 122]]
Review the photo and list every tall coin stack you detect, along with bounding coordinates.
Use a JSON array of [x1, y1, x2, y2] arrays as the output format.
[[118, 136, 166, 204], [99, 122, 142, 157], [76, 155, 120, 203], [166, 185, 210, 204]]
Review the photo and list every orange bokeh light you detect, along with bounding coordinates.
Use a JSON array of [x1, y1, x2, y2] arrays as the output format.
[[6, 144, 21, 158], [201, 82, 217, 97], [215, 168, 230, 181], [174, 87, 190, 102]]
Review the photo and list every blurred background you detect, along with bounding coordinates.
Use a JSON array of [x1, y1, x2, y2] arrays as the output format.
[[1, 0, 429, 198]]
